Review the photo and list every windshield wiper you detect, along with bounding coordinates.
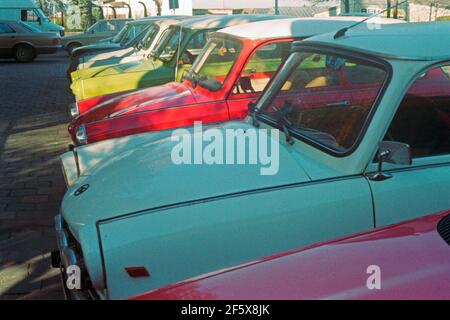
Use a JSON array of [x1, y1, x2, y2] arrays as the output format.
[[272, 101, 295, 145]]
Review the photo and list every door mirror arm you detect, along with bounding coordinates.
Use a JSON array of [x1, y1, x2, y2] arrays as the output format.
[[369, 141, 412, 182]]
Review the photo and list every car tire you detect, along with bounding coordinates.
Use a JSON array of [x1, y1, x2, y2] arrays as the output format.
[[66, 43, 81, 56], [14, 45, 36, 63]]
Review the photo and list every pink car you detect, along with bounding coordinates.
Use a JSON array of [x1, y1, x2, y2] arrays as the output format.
[[130, 210, 450, 300]]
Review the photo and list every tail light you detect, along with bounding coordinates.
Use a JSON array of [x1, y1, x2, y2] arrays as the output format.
[[52, 38, 60, 45]]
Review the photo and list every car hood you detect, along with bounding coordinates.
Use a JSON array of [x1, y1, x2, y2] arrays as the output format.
[[80, 47, 136, 65], [62, 33, 86, 43], [71, 82, 195, 127], [77, 42, 121, 52], [61, 121, 311, 239], [71, 58, 158, 81]]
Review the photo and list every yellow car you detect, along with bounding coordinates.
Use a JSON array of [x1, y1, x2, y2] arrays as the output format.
[[69, 14, 285, 101]]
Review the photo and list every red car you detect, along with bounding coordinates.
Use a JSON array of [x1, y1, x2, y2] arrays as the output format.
[[68, 17, 402, 145], [130, 210, 450, 300]]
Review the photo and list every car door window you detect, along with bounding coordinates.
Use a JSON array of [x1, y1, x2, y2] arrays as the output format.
[[0, 23, 15, 33], [233, 41, 292, 94], [384, 65, 450, 158], [183, 31, 211, 63], [21, 9, 39, 22]]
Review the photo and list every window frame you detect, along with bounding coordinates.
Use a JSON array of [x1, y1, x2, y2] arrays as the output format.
[[254, 44, 393, 158], [381, 60, 450, 164]]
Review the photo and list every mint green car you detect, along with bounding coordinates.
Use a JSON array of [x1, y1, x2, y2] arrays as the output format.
[[69, 14, 286, 101]]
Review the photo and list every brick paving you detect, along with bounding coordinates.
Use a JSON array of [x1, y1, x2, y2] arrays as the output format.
[[0, 51, 73, 299]]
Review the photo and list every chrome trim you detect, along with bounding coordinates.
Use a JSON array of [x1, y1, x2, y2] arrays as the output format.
[[54, 214, 88, 300], [75, 124, 87, 145], [69, 102, 79, 118]]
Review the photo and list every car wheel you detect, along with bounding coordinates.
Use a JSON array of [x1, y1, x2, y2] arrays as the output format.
[[14, 45, 36, 62], [66, 43, 81, 56]]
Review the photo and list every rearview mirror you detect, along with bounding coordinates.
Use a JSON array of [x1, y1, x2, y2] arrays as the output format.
[[370, 141, 412, 181]]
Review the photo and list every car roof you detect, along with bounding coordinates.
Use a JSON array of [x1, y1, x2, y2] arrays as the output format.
[[300, 21, 450, 61], [218, 16, 405, 40], [130, 15, 189, 25], [177, 14, 291, 30]]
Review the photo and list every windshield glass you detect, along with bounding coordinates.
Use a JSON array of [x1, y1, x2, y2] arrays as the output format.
[[119, 24, 151, 46], [258, 50, 388, 153], [153, 26, 184, 62], [111, 24, 129, 43], [36, 9, 49, 22], [188, 37, 242, 91], [141, 24, 160, 50]]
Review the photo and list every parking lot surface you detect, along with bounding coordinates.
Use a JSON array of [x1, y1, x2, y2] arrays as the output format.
[[0, 51, 72, 299]]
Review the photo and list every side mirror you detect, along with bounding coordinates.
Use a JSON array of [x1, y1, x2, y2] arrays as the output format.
[[370, 141, 412, 181]]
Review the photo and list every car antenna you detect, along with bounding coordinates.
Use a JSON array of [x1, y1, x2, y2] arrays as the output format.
[[334, 0, 408, 39]]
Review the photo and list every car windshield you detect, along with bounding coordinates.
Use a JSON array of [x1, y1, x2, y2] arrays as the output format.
[[119, 24, 151, 46], [153, 26, 184, 62], [111, 24, 130, 43], [187, 37, 242, 91], [258, 49, 388, 153], [36, 9, 49, 22], [141, 24, 160, 50]]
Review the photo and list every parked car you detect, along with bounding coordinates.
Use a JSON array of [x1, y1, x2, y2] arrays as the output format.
[[0, 20, 60, 62], [54, 22, 450, 300], [0, 0, 64, 36], [61, 18, 132, 54], [69, 14, 289, 101], [131, 210, 450, 300], [67, 17, 404, 146], [67, 17, 190, 78]]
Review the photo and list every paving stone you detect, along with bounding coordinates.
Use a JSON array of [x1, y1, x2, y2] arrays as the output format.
[[0, 52, 71, 299]]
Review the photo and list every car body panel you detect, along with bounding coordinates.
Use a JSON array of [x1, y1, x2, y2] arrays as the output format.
[[0, 20, 60, 58], [130, 211, 450, 300]]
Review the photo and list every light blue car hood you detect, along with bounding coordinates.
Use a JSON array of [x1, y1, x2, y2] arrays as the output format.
[[61, 121, 311, 238]]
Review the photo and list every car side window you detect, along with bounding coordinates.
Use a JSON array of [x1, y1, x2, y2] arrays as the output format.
[[384, 65, 450, 158], [21, 9, 39, 22], [0, 23, 15, 33], [184, 31, 211, 60], [233, 41, 292, 94]]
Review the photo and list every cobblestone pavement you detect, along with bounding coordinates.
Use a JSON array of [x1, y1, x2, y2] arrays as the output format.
[[0, 51, 73, 299]]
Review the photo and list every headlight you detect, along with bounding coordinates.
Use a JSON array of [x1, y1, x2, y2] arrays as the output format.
[[69, 102, 80, 118], [76, 125, 88, 145]]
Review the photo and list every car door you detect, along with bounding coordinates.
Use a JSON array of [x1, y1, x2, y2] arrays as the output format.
[[367, 63, 450, 226], [0, 22, 17, 57]]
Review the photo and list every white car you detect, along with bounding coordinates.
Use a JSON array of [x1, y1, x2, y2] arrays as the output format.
[[76, 18, 190, 72]]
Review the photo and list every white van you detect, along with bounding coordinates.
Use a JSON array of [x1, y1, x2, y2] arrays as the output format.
[[0, 0, 64, 36]]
